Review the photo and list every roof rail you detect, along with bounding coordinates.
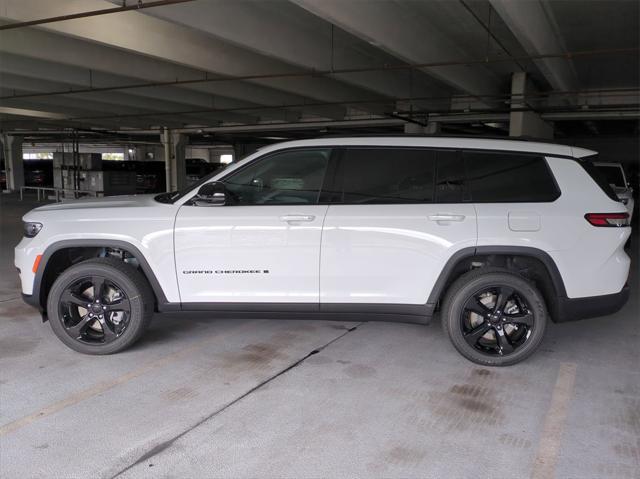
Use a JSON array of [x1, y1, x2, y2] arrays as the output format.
[[313, 132, 565, 145]]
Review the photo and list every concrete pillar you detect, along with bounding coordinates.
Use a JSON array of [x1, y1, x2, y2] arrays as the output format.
[[403, 123, 424, 134], [161, 129, 187, 192], [171, 132, 187, 192], [162, 128, 172, 192], [509, 72, 554, 139], [233, 143, 261, 161], [1, 134, 25, 192], [425, 121, 441, 135]]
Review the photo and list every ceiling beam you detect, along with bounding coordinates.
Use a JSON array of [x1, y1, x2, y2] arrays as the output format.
[[131, 0, 452, 109], [291, 0, 501, 105], [0, 7, 347, 120], [0, 0, 197, 30], [0, 54, 261, 124], [489, 0, 579, 92], [0, 0, 381, 118]]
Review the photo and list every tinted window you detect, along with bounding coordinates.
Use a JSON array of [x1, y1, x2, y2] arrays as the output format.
[[464, 151, 559, 202], [435, 149, 468, 203], [223, 149, 330, 205], [339, 148, 435, 204], [595, 164, 625, 187], [581, 159, 620, 202]]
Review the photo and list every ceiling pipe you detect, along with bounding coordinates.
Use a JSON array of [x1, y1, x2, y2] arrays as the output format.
[[0, 0, 198, 31], [0, 47, 637, 102], [59, 91, 639, 123]]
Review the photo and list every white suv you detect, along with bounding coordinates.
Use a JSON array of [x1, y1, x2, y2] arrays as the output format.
[[15, 137, 631, 366]]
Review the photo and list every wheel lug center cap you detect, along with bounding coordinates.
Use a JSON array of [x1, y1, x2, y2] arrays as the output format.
[[90, 303, 103, 314]]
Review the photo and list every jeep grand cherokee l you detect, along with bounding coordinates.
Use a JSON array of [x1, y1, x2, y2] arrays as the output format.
[[16, 137, 631, 366]]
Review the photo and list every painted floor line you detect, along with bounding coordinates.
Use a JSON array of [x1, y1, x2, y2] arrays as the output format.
[[531, 362, 578, 479]]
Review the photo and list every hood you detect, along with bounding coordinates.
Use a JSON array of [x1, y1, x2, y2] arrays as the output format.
[[30, 194, 158, 212]]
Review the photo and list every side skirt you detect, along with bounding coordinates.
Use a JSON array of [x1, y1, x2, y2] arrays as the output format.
[[157, 302, 434, 325]]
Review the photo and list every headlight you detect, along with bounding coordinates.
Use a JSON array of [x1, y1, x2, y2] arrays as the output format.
[[23, 222, 43, 238]]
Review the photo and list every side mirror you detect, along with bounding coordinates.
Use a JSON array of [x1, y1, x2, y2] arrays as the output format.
[[193, 181, 227, 206]]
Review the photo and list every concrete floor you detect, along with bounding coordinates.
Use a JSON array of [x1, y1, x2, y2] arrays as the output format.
[[1, 192, 639, 479]]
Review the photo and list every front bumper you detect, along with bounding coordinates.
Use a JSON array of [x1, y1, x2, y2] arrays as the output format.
[[554, 285, 630, 322], [21, 293, 41, 310], [21, 293, 47, 321]]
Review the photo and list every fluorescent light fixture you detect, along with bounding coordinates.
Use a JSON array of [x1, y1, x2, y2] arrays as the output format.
[[220, 154, 233, 164], [0, 107, 67, 120]]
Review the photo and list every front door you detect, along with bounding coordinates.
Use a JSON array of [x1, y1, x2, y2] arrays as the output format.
[[320, 147, 477, 306], [174, 148, 332, 305]]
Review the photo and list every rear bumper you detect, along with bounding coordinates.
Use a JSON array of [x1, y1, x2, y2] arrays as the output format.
[[554, 285, 630, 322]]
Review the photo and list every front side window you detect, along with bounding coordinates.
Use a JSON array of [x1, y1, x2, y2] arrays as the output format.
[[222, 148, 330, 205], [338, 148, 436, 204], [464, 151, 560, 202]]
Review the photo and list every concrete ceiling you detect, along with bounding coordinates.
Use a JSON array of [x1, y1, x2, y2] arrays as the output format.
[[0, 0, 638, 134]]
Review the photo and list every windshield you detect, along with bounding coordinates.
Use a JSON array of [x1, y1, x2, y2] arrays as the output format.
[[154, 162, 234, 204], [595, 164, 626, 188]]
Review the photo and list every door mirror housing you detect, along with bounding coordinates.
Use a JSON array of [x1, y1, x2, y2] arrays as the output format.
[[193, 181, 227, 206]]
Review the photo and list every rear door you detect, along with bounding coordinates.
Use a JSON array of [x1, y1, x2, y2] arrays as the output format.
[[319, 147, 477, 306]]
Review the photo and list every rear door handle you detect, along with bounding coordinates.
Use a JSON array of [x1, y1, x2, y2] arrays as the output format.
[[279, 214, 316, 222], [428, 214, 466, 222]]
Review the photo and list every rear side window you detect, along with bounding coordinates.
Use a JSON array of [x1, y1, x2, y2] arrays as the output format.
[[580, 159, 620, 202], [435, 149, 468, 203], [338, 148, 436, 204], [464, 151, 560, 202]]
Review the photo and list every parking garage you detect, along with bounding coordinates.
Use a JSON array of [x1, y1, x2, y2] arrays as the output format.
[[1, 1, 639, 478]]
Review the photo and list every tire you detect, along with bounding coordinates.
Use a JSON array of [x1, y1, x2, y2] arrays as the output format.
[[47, 258, 154, 355], [441, 267, 547, 367]]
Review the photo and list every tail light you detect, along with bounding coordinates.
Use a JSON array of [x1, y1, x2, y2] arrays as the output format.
[[585, 212, 630, 227]]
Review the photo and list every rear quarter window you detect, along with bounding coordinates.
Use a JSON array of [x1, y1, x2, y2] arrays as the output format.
[[579, 159, 621, 202], [463, 151, 560, 203]]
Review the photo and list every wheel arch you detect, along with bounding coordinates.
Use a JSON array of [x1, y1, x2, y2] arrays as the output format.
[[428, 246, 567, 321], [34, 239, 169, 313]]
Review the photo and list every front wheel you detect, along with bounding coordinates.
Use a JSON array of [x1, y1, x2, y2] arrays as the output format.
[[47, 258, 153, 354], [441, 268, 547, 366]]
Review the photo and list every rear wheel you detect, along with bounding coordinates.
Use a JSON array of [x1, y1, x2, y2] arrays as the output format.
[[47, 258, 153, 354], [441, 268, 547, 366]]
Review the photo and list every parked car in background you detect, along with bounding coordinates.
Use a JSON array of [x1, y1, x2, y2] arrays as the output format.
[[25, 169, 47, 187], [594, 162, 634, 220]]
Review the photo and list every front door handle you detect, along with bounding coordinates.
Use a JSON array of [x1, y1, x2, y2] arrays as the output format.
[[280, 214, 316, 222], [428, 214, 466, 222]]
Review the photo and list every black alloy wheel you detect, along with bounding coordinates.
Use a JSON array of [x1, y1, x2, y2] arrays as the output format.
[[461, 285, 534, 356], [441, 268, 548, 366], [59, 276, 132, 344], [47, 258, 153, 355]]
